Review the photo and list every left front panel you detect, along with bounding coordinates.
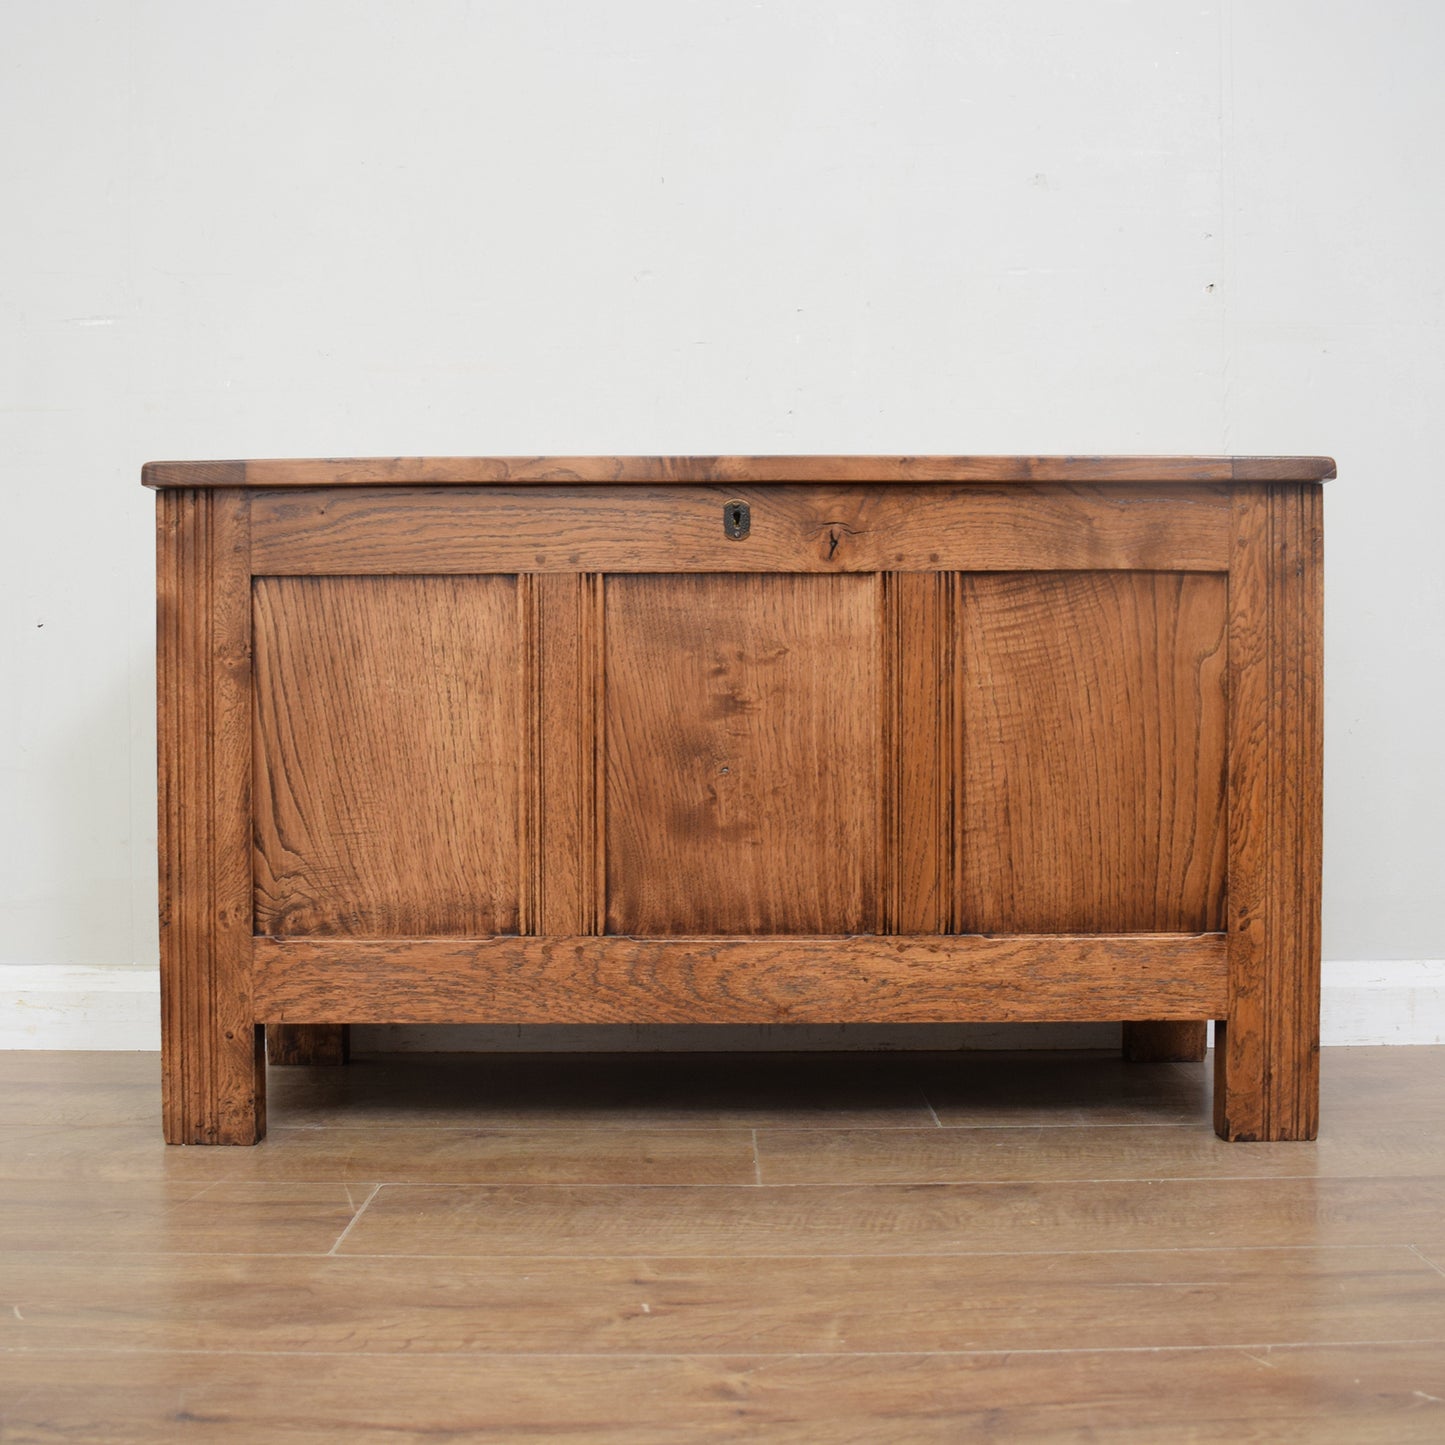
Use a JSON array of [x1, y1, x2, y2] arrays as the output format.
[[252, 575, 523, 937]]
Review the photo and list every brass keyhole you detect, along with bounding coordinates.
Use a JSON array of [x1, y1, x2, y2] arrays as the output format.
[[724, 500, 750, 540]]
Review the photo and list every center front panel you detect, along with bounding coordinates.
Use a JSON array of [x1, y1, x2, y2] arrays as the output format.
[[602, 573, 882, 936]]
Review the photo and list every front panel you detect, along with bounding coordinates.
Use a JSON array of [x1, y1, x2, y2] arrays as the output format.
[[603, 573, 881, 935], [957, 571, 1228, 932], [248, 551, 1227, 946], [252, 574, 524, 937]]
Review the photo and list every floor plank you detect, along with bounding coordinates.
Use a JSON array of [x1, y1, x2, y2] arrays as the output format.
[[1410, 1241, 1445, 1276], [4, 1047, 1445, 1442], [2, 1345, 1442, 1443], [0, 1180, 368, 1254], [0, 1125, 247, 1182], [3, 1246, 1443, 1356], [0, 1057, 157, 1130], [1316, 1047, 1445, 1124], [340, 1177, 1445, 1257], [916, 1053, 1211, 1127], [0, 1123, 757, 1185], [755, 1119, 1445, 1183]]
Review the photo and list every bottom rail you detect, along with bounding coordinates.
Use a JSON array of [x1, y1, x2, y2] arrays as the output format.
[[252, 933, 1226, 1026]]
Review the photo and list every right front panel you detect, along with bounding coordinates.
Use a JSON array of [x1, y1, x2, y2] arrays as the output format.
[[956, 571, 1227, 933]]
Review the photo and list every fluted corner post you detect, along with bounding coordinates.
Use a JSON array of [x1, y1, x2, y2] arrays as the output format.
[[1214, 483, 1324, 1141], [156, 486, 266, 1144]]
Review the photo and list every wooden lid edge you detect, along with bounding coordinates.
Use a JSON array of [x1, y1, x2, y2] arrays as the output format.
[[141, 455, 1337, 487]]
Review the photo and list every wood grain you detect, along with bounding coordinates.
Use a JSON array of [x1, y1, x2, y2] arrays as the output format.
[[4, 1345, 1439, 1443], [250, 933, 1227, 1024], [149, 459, 1326, 1147], [5, 1345, 1437, 1444], [265, 1023, 350, 1066], [248, 483, 1233, 574], [6, 1247, 1440, 1355], [0, 1179, 364, 1253], [753, 1121, 1445, 1184], [228, 1127, 757, 1184], [8, 1046, 1443, 1440], [885, 572, 960, 932], [958, 571, 1228, 933], [1122, 1019, 1208, 1062], [340, 1176, 1445, 1257], [156, 488, 265, 1144], [143, 453, 1338, 487], [16, 1103, 1445, 1182], [1215, 483, 1325, 1141], [1229, 456, 1337, 482], [603, 574, 880, 935], [0, 1057, 159, 1132], [0, 1125, 760, 1185], [252, 575, 523, 937], [531, 572, 603, 935]]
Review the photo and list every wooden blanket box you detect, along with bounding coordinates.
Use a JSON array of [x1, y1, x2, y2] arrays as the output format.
[[145, 455, 1329, 1143]]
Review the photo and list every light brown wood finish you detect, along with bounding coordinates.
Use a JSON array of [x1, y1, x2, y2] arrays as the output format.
[[532, 572, 604, 935], [4, 1346, 1441, 1443], [250, 933, 1227, 1024], [24, 1102, 1445, 1187], [5, 1049, 1444, 1441], [1216, 483, 1325, 1140], [11, 1041, 1442, 1135], [341, 1175, 1445, 1258], [1122, 1018, 1208, 1061], [143, 453, 1339, 487], [604, 574, 880, 935], [754, 1119, 1445, 1184], [252, 575, 523, 937], [266, 1023, 350, 1066], [6, 1247, 1442, 1354], [958, 571, 1228, 933], [0, 1125, 760, 1185], [961, 570, 1227, 1073], [887, 571, 960, 931], [152, 457, 1328, 1144], [0, 1178, 365, 1253], [248, 483, 1233, 574], [157, 489, 264, 1144]]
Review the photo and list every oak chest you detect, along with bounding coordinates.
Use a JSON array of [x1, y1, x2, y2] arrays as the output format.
[[146, 455, 1329, 1143]]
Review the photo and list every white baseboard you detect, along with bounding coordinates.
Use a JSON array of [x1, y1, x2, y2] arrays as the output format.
[[0, 966, 162, 1050], [1, 960, 1441, 1051], [1318, 959, 1445, 1045]]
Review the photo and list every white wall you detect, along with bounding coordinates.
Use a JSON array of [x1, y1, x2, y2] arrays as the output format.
[[1, 2, 1441, 1044]]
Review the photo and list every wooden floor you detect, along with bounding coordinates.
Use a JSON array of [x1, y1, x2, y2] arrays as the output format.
[[2, 1047, 1444, 1441]]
